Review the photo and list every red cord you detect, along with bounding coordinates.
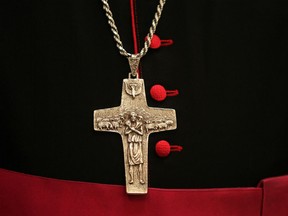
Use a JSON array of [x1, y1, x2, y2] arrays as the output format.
[[129, 0, 138, 54], [129, 0, 140, 77], [170, 145, 183, 152], [166, 89, 179, 96], [160, 39, 174, 47]]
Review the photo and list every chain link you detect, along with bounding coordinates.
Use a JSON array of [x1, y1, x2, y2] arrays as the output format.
[[101, 0, 166, 58]]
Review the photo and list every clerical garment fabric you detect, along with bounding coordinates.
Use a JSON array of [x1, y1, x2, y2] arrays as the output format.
[[0, 168, 287, 216], [1, 1, 288, 215]]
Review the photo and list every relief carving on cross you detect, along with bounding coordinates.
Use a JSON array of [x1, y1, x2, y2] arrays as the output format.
[[94, 78, 177, 194]]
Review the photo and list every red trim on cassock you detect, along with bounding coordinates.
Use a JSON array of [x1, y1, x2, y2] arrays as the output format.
[[129, 0, 138, 55], [1, 169, 287, 216], [129, 0, 141, 77], [258, 175, 288, 216]]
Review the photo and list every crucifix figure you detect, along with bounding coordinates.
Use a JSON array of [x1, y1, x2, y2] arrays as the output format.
[[94, 78, 177, 194]]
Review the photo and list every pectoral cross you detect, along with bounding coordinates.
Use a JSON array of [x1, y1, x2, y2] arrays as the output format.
[[94, 78, 177, 194]]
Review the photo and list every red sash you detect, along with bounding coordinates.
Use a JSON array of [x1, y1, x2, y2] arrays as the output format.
[[0, 168, 287, 216]]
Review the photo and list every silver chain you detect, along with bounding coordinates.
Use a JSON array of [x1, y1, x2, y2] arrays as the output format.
[[101, 0, 166, 59]]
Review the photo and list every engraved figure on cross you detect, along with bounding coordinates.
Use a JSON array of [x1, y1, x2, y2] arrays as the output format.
[[125, 111, 145, 184]]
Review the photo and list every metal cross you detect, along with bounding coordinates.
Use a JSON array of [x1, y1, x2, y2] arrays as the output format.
[[94, 78, 177, 194]]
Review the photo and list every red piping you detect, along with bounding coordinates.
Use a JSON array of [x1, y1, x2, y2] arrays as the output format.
[[129, 0, 141, 77]]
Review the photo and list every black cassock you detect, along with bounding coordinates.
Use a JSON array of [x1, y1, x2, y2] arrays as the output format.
[[0, 0, 288, 215]]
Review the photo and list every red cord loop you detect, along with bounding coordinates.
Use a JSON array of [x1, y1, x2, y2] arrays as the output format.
[[150, 84, 179, 101], [170, 145, 183, 151], [156, 140, 183, 157], [166, 89, 179, 97]]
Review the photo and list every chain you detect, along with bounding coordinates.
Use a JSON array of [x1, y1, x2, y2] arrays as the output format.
[[102, 0, 166, 59]]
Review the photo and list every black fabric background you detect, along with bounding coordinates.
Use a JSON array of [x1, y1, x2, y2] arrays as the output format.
[[1, 0, 288, 189]]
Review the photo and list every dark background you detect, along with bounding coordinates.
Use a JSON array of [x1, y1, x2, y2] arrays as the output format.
[[1, 0, 287, 189]]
